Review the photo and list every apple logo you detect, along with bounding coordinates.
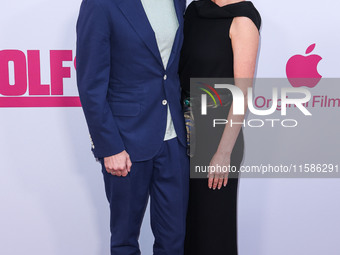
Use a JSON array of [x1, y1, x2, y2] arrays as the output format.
[[286, 43, 322, 88]]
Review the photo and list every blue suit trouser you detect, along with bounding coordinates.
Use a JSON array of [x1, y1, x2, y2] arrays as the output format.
[[101, 137, 189, 255]]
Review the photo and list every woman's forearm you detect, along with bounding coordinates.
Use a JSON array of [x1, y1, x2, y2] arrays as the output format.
[[216, 95, 248, 157]]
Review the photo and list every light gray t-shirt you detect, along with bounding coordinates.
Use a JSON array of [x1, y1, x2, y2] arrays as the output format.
[[141, 0, 178, 141]]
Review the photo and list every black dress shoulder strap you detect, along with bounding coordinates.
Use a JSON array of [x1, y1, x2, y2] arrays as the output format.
[[228, 1, 261, 31], [192, 0, 261, 31]]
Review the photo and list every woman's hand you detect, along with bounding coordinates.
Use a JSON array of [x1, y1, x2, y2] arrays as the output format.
[[208, 151, 231, 190]]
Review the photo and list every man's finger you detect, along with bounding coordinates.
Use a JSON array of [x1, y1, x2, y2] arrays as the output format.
[[106, 166, 113, 174], [114, 170, 122, 177], [121, 170, 128, 177], [114, 164, 126, 172], [126, 157, 132, 173]]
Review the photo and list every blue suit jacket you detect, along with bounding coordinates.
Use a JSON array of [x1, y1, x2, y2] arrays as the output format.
[[76, 0, 187, 161]]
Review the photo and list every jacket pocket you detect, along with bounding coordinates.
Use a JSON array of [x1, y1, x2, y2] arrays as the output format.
[[109, 101, 141, 116]]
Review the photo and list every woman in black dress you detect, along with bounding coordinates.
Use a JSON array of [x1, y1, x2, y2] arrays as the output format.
[[179, 0, 261, 254]]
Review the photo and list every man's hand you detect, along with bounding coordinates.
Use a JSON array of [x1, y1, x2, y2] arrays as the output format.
[[104, 150, 132, 177]]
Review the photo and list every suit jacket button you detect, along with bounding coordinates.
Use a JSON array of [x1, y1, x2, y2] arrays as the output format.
[[162, 100, 167, 105]]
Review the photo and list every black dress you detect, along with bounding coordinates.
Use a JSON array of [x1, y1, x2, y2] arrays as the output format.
[[179, 1, 261, 254]]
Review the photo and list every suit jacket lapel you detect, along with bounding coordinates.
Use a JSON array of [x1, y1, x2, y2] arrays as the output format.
[[117, 0, 163, 66], [166, 0, 185, 69]]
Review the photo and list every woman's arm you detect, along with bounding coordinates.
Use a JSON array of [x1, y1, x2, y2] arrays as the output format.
[[209, 16, 259, 189]]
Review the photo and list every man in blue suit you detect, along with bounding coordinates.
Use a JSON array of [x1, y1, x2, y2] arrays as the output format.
[[76, 0, 188, 254]]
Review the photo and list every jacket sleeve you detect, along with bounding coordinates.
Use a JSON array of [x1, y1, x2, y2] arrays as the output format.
[[76, 0, 125, 159]]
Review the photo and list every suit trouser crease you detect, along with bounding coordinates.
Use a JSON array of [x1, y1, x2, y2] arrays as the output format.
[[101, 138, 189, 255]]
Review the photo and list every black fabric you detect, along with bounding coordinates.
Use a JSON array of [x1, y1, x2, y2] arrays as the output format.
[[179, 1, 261, 255], [195, 0, 261, 28]]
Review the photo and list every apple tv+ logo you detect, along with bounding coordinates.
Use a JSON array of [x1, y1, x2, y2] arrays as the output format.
[[286, 43, 322, 88]]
